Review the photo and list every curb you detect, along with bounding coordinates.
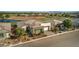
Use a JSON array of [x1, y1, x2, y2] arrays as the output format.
[[8, 29, 79, 47]]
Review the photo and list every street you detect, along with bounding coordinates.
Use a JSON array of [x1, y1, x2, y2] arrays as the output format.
[[15, 30, 79, 47]]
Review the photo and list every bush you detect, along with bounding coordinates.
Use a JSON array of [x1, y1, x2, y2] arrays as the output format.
[[15, 28, 26, 37], [63, 18, 72, 29]]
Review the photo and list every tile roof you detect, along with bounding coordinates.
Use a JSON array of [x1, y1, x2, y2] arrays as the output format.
[[0, 23, 11, 32], [17, 19, 42, 28]]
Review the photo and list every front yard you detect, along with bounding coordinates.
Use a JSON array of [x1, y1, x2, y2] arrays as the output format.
[[0, 33, 47, 46]]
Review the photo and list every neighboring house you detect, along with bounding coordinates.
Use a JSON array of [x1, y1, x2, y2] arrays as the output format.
[[17, 20, 41, 31], [0, 19, 20, 39], [0, 23, 11, 31], [17, 20, 43, 35], [0, 30, 10, 39], [0, 23, 11, 39], [40, 19, 63, 31], [53, 20, 66, 31], [17, 19, 52, 32]]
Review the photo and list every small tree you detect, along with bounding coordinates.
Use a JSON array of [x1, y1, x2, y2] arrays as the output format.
[[63, 18, 72, 29], [15, 28, 25, 37], [15, 28, 27, 41]]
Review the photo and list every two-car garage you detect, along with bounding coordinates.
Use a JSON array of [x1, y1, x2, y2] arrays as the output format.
[[41, 23, 51, 31]]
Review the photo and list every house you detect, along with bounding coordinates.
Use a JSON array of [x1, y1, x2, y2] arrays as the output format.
[[17, 20, 41, 31], [39, 19, 63, 31], [17, 20, 43, 35], [17, 19, 52, 32], [0, 19, 19, 39], [0, 30, 10, 39], [52, 20, 66, 31], [0, 23, 11, 39]]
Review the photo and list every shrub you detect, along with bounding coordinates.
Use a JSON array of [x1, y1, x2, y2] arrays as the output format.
[[63, 18, 72, 29], [15, 28, 26, 37]]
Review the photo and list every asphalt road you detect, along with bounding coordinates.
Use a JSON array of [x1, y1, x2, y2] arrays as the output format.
[[15, 30, 79, 47]]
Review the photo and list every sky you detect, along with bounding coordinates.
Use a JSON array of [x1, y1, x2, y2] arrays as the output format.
[[0, 0, 79, 11]]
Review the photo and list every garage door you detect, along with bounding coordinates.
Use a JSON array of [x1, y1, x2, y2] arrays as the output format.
[[44, 27, 49, 31]]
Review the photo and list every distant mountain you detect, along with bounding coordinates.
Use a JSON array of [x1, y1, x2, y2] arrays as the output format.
[[0, 11, 79, 14]]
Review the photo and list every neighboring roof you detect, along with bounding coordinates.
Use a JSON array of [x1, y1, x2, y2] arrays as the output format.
[[25, 19, 42, 25], [0, 23, 11, 31], [17, 19, 42, 28], [53, 20, 63, 25]]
